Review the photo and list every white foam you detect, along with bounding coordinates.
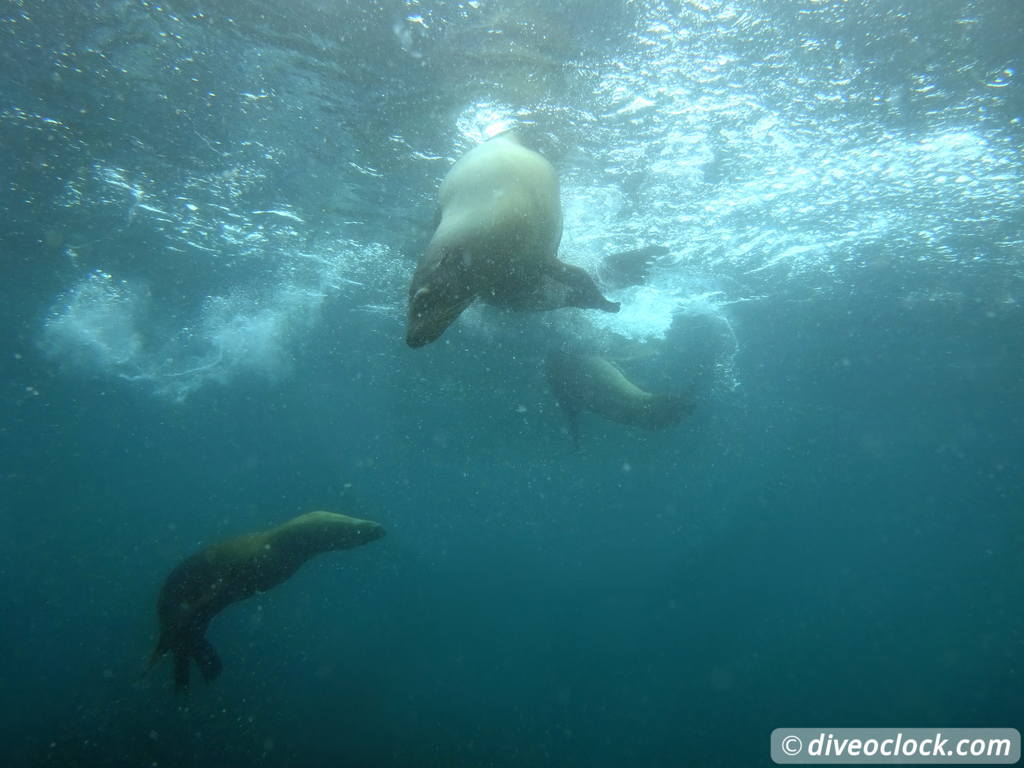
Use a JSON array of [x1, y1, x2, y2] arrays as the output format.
[[40, 270, 335, 402], [39, 271, 145, 374], [587, 284, 683, 341]]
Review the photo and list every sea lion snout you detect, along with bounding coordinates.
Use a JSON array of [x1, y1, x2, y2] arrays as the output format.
[[405, 288, 436, 348], [406, 275, 476, 348], [406, 299, 454, 348], [355, 520, 387, 543]]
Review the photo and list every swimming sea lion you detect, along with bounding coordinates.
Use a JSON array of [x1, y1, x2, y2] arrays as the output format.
[[546, 349, 691, 445], [150, 510, 385, 689], [406, 133, 619, 347], [599, 244, 671, 289]]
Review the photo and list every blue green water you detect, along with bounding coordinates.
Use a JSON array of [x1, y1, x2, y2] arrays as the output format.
[[2, 1, 1022, 765]]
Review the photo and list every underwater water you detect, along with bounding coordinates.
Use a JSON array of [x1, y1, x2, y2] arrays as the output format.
[[1, 0, 1022, 765]]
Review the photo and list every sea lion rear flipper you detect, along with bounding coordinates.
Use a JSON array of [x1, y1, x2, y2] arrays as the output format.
[[546, 260, 619, 313], [173, 651, 191, 691], [553, 396, 582, 449], [194, 638, 223, 682]]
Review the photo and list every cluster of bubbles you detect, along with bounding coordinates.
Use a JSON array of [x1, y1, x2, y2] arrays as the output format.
[[40, 270, 327, 401]]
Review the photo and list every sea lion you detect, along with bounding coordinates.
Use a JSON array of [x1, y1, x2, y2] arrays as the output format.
[[599, 245, 671, 289], [546, 349, 691, 445], [406, 133, 619, 348], [150, 510, 385, 690]]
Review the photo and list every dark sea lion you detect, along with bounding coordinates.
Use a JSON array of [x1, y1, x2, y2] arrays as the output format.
[[599, 244, 671, 289], [406, 133, 619, 347], [546, 349, 691, 445], [150, 510, 385, 689]]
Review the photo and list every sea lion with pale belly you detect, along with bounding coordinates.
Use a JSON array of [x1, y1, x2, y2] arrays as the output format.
[[546, 349, 691, 445], [150, 510, 385, 689], [406, 133, 619, 347]]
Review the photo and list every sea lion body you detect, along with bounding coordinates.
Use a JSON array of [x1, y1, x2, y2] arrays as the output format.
[[406, 134, 619, 347], [546, 350, 690, 444], [151, 511, 385, 689]]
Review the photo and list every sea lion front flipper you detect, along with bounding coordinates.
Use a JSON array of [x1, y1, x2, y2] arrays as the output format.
[[194, 638, 223, 682], [551, 389, 582, 449], [546, 259, 620, 313]]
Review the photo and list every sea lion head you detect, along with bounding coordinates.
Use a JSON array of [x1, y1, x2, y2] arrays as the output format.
[[406, 244, 478, 348], [285, 510, 387, 550]]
